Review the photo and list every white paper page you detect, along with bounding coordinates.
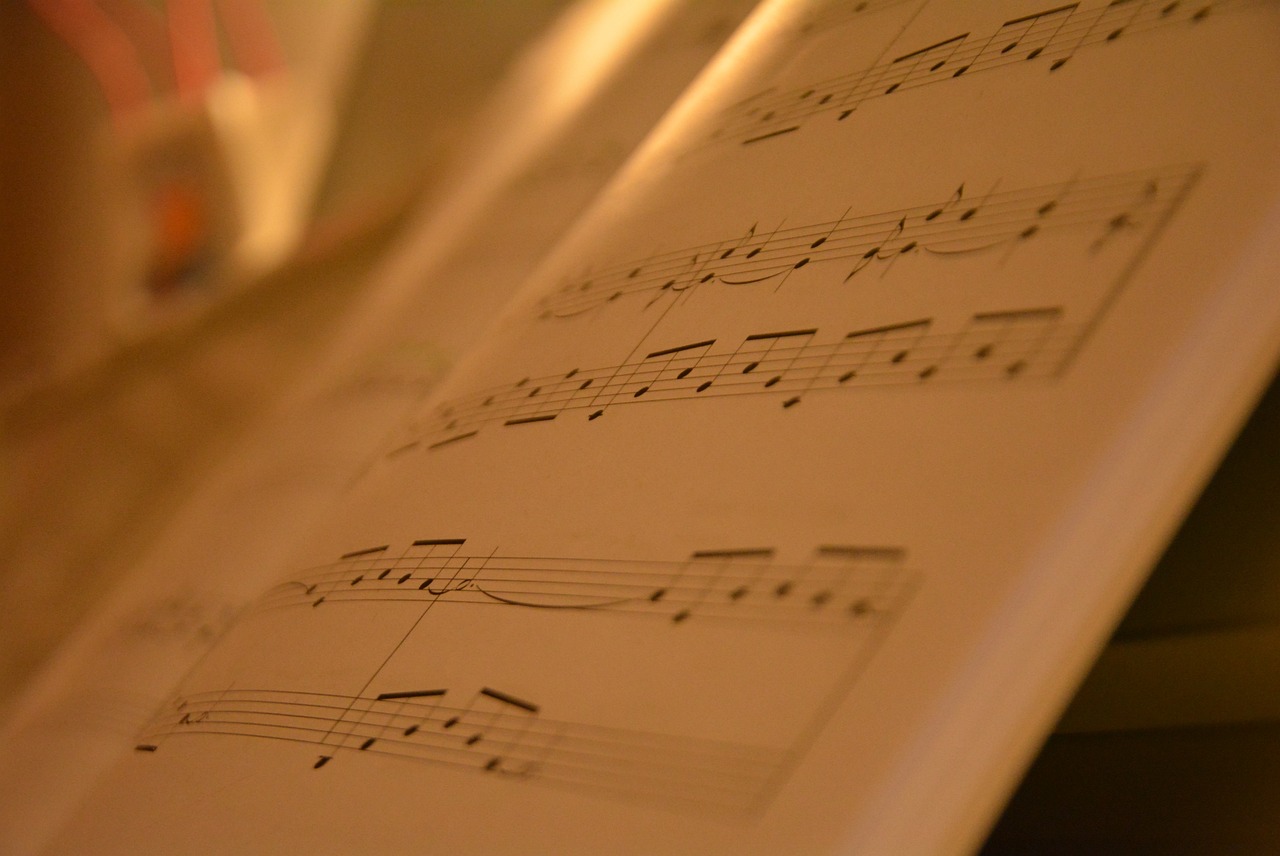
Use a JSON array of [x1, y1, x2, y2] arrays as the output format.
[[46, 1, 1280, 853], [0, 3, 757, 853]]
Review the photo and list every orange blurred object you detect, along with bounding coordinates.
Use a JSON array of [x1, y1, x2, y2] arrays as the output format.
[[147, 176, 212, 293]]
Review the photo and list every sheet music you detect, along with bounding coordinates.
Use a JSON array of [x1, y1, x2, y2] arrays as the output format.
[[133, 539, 913, 813], [41, 1, 1280, 853]]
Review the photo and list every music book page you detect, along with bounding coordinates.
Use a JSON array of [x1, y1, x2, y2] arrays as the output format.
[[36, 1, 1280, 853]]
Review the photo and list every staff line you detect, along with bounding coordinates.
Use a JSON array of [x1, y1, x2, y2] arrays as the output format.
[[150, 690, 789, 752], [271, 559, 904, 588], [707, 0, 1256, 146], [539, 166, 1192, 317], [140, 727, 771, 811], [144, 715, 777, 780], [401, 318, 1074, 451]]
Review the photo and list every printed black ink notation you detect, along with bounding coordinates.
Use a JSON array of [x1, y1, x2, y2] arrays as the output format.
[[394, 307, 1073, 453], [540, 164, 1197, 319], [713, 0, 1260, 147], [794, 0, 918, 38], [259, 543, 911, 632], [135, 686, 784, 812]]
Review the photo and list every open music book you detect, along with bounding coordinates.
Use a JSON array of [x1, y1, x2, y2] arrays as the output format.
[[4, 0, 1280, 852]]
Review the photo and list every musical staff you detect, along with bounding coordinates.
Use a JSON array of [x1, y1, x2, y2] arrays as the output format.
[[136, 539, 915, 812], [709, 0, 1261, 147], [259, 543, 912, 632], [539, 164, 1199, 319], [135, 687, 785, 811], [794, 0, 919, 38], [394, 307, 1075, 453]]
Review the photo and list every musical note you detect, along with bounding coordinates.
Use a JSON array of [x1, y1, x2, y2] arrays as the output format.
[[856, 33, 972, 111], [538, 165, 1199, 319], [716, 219, 806, 287], [447, 688, 543, 775], [258, 541, 915, 633], [299, 539, 475, 606], [332, 688, 449, 764], [717, 330, 819, 407], [708, 0, 1260, 148], [567, 241, 735, 314], [655, 549, 774, 622], [990, 4, 1083, 65], [134, 687, 785, 812], [940, 308, 1065, 379], [374, 688, 448, 739], [586, 338, 719, 419], [817, 318, 935, 387]]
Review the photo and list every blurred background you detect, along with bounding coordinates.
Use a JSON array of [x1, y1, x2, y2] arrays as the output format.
[[1, 0, 579, 396], [0, 0, 578, 706]]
